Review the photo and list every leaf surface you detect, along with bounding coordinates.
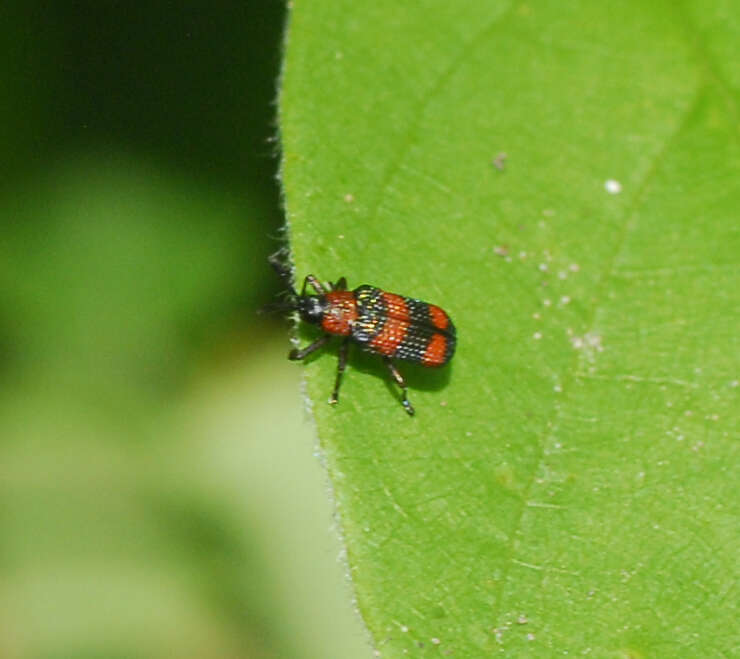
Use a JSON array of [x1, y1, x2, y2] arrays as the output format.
[[280, 2, 739, 655]]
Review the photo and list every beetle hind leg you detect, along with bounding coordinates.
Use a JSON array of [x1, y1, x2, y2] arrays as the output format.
[[330, 337, 350, 405], [384, 357, 415, 416]]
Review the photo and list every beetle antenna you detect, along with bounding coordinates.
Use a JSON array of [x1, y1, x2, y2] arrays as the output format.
[[258, 298, 298, 315], [261, 248, 301, 315], [267, 248, 298, 295]]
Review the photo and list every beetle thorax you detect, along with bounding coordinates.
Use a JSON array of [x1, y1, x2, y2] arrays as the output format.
[[320, 290, 358, 336]]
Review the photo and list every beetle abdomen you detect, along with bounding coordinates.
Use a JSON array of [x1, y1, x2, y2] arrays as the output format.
[[352, 285, 456, 367]]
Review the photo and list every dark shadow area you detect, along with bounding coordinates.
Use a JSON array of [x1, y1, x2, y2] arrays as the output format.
[[0, 0, 288, 386], [3, 0, 286, 307], [52, 1, 285, 192]]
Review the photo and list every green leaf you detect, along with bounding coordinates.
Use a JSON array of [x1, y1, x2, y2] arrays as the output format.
[[280, 2, 739, 656]]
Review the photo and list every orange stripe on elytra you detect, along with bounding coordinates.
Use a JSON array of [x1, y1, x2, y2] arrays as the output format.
[[369, 317, 410, 355], [428, 304, 450, 330], [369, 293, 410, 356], [422, 333, 448, 367], [382, 292, 410, 322]]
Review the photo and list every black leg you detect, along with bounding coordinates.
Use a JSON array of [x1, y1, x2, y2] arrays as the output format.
[[384, 357, 415, 416], [332, 277, 348, 291], [330, 337, 350, 405], [289, 335, 330, 361], [301, 275, 329, 296]]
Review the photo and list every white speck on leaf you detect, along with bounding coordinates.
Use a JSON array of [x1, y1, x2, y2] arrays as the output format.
[[571, 332, 604, 363], [492, 152, 507, 170]]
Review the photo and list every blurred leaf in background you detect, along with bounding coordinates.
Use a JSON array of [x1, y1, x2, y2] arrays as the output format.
[[0, 2, 370, 657]]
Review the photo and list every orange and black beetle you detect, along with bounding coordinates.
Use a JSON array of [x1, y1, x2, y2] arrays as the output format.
[[265, 250, 456, 415]]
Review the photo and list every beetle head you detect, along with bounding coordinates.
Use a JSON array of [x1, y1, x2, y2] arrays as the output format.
[[295, 294, 327, 325], [260, 292, 327, 326]]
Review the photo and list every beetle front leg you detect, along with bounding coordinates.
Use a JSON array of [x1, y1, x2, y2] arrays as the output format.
[[384, 357, 415, 416], [330, 337, 350, 405], [301, 275, 330, 296], [289, 335, 331, 361]]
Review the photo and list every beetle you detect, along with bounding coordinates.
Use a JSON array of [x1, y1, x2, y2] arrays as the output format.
[[265, 250, 456, 415]]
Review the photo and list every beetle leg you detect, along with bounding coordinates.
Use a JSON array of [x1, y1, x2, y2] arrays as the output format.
[[384, 357, 415, 416], [289, 335, 331, 361], [301, 274, 329, 296], [330, 337, 350, 405], [332, 277, 348, 291]]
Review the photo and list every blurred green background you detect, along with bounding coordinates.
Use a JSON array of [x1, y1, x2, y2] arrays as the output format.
[[0, 2, 370, 657]]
